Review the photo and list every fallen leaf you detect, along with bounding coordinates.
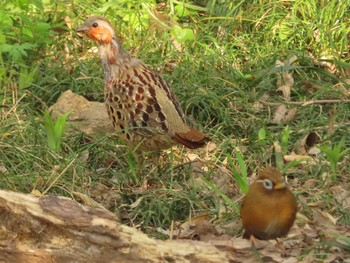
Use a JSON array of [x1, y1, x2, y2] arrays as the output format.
[[275, 57, 296, 101], [79, 150, 89, 163], [186, 153, 200, 162], [206, 141, 217, 153], [30, 189, 42, 197], [272, 104, 297, 124], [314, 55, 337, 74], [0, 165, 8, 174], [0, 166, 8, 173], [334, 82, 350, 97], [177, 214, 214, 239], [330, 185, 350, 210], [284, 154, 316, 164], [294, 131, 321, 155], [211, 168, 235, 196], [129, 196, 144, 209], [313, 209, 337, 227], [254, 93, 269, 111], [307, 146, 321, 156], [303, 179, 318, 190]]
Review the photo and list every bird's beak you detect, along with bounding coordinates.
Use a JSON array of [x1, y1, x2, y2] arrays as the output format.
[[76, 25, 89, 33], [274, 182, 286, 190]]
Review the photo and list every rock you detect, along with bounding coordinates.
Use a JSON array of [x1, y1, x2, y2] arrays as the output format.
[[49, 90, 114, 135]]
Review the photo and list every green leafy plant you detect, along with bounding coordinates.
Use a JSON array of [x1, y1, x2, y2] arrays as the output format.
[[98, 0, 155, 32], [201, 176, 240, 214], [171, 25, 194, 43], [42, 111, 70, 152], [227, 148, 248, 194], [0, 0, 54, 105], [280, 125, 291, 154], [273, 125, 292, 170], [258, 127, 266, 141], [319, 138, 349, 179]]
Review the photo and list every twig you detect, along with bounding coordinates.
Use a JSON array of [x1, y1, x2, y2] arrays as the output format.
[[260, 99, 350, 106]]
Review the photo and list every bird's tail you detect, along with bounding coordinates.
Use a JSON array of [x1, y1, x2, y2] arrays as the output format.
[[173, 128, 208, 149]]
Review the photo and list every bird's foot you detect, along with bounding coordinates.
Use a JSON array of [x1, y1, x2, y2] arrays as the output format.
[[249, 235, 265, 250], [275, 238, 288, 257]]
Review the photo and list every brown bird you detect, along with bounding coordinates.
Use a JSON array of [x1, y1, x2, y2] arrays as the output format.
[[240, 167, 297, 240], [76, 16, 207, 162]]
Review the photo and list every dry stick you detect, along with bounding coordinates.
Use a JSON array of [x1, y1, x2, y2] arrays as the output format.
[[289, 122, 350, 135], [260, 99, 350, 106], [328, 109, 337, 136], [260, 99, 350, 134], [42, 157, 76, 196]]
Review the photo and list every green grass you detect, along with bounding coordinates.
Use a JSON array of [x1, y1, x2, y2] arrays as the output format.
[[1, 0, 350, 259]]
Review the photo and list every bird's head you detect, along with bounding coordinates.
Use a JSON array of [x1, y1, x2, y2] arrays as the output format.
[[255, 167, 287, 193], [76, 16, 115, 44]]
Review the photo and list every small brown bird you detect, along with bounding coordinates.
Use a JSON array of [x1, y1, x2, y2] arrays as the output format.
[[76, 16, 207, 162], [240, 167, 297, 240]]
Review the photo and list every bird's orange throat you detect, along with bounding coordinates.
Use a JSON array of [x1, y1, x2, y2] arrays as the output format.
[[87, 26, 112, 44]]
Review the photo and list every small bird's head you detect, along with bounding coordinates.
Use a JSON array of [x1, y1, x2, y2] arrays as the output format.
[[76, 16, 115, 44], [255, 167, 287, 192]]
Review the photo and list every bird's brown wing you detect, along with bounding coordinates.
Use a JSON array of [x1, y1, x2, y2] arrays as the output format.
[[110, 61, 207, 148], [112, 63, 186, 138]]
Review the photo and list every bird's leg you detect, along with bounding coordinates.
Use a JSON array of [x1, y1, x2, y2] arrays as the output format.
[[132, 150, 161, 178], [147, 150, 162, 177], [275, 238, 288, 257], [249, 235, 258, 248], [134, 151, 145, 170], [249, 235, 265, 249], [150, 151, 161, 167], [130, 150, 146, 180]]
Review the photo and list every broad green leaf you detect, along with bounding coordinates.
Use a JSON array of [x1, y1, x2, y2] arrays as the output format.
[[175, 5, 190, 18], [0, 12, 13, 30], [0, 32, 6, 44], [171, 25, 194, 43], [22, 27, 34, 38], [258, 127, 266, 140], [19, 65, 38, 89], [43, 111, 70, 152]]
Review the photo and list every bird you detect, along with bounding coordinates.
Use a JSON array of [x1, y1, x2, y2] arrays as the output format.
[[240, 167, 297, 240], [76, 16, 207, 163]]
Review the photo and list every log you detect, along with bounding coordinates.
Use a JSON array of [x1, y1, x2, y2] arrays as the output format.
[[0, 190, 233, 263], [0, 190, 294, 263]]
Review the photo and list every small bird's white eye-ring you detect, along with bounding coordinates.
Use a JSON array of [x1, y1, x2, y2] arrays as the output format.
[[92, 22, 98, 28], [262, 179, 273, 190]]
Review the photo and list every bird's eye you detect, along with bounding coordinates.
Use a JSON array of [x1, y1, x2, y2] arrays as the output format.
[[92, 22, 98, 28], [262, 179, 273, 190]]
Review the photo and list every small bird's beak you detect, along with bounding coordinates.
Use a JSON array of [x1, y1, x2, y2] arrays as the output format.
[[76, 26, 89, 33], [274, 182, 286, 190]]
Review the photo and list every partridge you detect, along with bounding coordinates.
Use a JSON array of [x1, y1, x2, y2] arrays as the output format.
[[240, 167, 297, 240], [76, 16, 207, 160]]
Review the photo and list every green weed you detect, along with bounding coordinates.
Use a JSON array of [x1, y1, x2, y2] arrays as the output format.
[[227, 148, 248, 194], [319, 138, 349, 179], [42, 110, 70, 152]]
